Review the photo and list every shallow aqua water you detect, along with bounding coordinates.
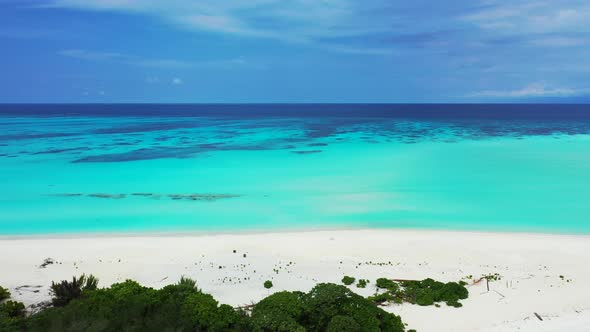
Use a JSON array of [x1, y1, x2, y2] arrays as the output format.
[[1, 111, 590, 235]]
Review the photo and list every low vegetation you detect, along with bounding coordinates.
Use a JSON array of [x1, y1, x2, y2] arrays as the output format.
[[355, 279, 369, 288], [251, 283, 405, 332], [49, 274, 99, 307], [482, 273, 502, 281], [0, 286, 26, 332], [0, 274, 470, 331], [369, 278, 469, 308], [0, 286, 10, 302], [0, 278, 409, 332], [26, 279, 250, 331], [341, 276, 355, 285], [263, 280, 273, 289], [375, 278, 399, 291]]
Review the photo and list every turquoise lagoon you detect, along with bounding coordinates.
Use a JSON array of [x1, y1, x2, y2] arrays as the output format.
[[1, 105, 590, 235]]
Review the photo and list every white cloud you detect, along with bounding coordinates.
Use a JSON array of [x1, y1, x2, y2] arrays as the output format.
[[59, 49, 129, 61], [462, 1, 590, 34], [172, 78, 183, 85], [43, 0, 590, 59], [59, 49, 252, 69], [467, 83, 588, 98], [45, 0, 392, 54], [59, 49, 193, 68], [531, 36, 588, 47]]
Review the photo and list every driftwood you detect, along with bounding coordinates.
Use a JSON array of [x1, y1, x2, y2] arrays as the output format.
[[472, 276, 491, 291], [29, 301, 52, 315], [370, 298, 390, 306], [39, 258, 55, 269], [534, 312, 543, 321], [473, 277, 486, 285], [16, 285, 42, 291], [493, 290, 505, 298]]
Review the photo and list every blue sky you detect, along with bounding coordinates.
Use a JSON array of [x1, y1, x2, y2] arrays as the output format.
[[1, 0, 589, 103]]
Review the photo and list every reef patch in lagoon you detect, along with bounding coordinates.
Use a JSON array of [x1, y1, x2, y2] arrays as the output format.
[[49, 193, 241, 202]]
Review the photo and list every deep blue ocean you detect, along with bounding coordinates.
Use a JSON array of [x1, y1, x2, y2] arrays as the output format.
[[3, 103, 590, 119], [1, 104, 590, 235]]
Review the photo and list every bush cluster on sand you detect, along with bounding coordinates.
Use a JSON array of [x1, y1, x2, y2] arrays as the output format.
[[355, 279, 369, 288], [369, 278, 469, 308], [341, 276, 355, 285], [27, 278, 250, 332], [0, 286, 10, 302], [0, 286, 26, 331], [0, 285, 9, 299], [251, 283, 405, 332], [50, 274, 98, 307], [375, 278, 399, 292], [1, 277, 407, 332]]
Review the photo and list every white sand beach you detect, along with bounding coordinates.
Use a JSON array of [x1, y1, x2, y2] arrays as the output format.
[[1, 229, 589, 331]]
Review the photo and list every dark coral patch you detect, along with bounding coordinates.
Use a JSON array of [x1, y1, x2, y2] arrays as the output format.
[[51, 192, 240, 202], [291, 150, 322, 155], [93, 122, 201, 134], [72, 144, 218, 163], [167, 194, 239, 201], [31, 147, 91, 155], [0, 132, 77, 141], [88, 193, 126, 199], [49, 193, 84, 197]]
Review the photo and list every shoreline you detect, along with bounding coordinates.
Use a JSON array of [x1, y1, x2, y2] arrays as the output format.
[[2, 228, 590, 331], [2, 224, 590, 240]]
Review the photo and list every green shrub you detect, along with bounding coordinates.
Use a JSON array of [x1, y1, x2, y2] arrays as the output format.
[[398, 278, 468, 307], [304, 283, 404, 332], [355, 279, 369, 288], [177, 276, 199, 290], [0, 286, 10, 302], [251, 291, 306, 332], [446, 299, 463, 308], [0, 313, 25, 331], [0, 287, 26, 332], [368, 292, 394, 304], [28, 279, 250, 331], [483, 273, 502, 281], [375, 278, 399, 291], [341, 276, 355, 286], [251, 283, 406, 332], [0, 300, 25, 319], [414, 290, 434, 306], [181, 292, 249, 330], [20, 276, 408, 332], [326, 315, 361, 332], [364, 277, 469, 308], [264, 280, 273, 289], [49, 274, 99, 307]]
